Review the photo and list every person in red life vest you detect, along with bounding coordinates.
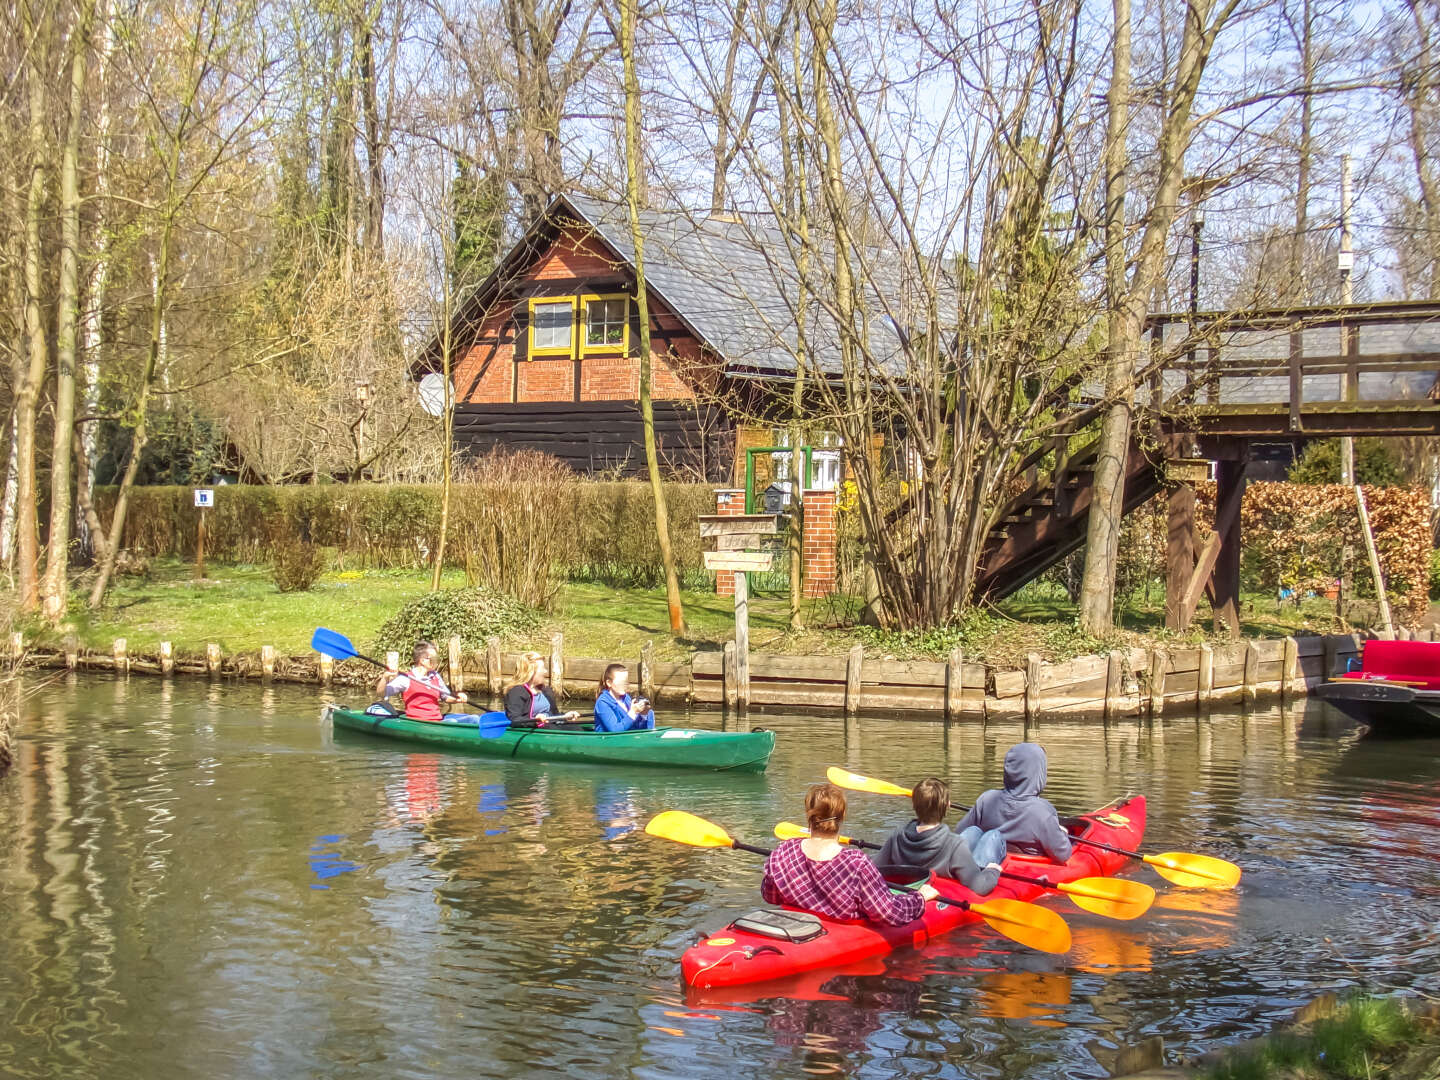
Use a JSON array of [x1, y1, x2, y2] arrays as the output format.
[[374, 641, 467, 722], [762, 783, 938, 924], [504, 651, 578, 727]]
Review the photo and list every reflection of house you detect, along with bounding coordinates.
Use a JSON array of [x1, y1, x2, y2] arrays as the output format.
[[415, 194, 878, 490]]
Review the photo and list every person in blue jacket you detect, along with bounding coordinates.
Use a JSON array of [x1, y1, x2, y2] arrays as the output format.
[[954, 742, 1073, 863], [594, 663, 655, 732]]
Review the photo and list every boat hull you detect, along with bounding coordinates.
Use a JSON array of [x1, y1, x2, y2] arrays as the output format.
[[1314, 681, 1440, 736], [328, 707, 775, 771], [680, 796, 1147, 989]]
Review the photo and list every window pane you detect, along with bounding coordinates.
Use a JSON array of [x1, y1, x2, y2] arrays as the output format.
[[586, 298, 627, 346], [534, 302, 572, 348]]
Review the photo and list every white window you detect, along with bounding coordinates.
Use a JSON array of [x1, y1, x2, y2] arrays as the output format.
[[531, 300, 573, 353]]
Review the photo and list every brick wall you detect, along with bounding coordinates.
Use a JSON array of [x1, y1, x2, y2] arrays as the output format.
[[713, 489, 745, 597], [516, 357, 574, 402], [801, 489, 837, 598], [454, 313, 515, 404], [533, 228, 623, 280]]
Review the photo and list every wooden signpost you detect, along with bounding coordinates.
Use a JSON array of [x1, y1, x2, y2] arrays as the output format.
[[699, 514, 780, 711]]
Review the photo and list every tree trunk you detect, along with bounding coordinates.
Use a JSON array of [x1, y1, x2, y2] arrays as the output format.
[[620, 0, 685, 634], [1078, 0, 1132, 633], [89, 220, 172, 608], [1405, 0, 1440, 298], [15, 19, 50, 613], [1289, 0, 1312, 303], [0, 409, 17, 573], [358, 6, 385, 254], [431, 289, 453, 591], [1079, 0, 1231, 632], [42, 0, 96, 622]]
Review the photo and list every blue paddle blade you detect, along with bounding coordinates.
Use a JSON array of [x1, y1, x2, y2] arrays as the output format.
[[475, 711, 510, 738], [311, 627, 358, 661]]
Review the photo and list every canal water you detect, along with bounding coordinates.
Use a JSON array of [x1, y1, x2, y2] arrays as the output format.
[[1, 676, 1437, 1079]]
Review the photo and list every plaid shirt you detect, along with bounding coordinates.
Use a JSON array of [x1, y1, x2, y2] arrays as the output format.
[[761, 839, 925, 925]]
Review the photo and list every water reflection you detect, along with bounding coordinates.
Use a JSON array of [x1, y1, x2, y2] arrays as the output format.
[[0, 680, 1437, 1080]]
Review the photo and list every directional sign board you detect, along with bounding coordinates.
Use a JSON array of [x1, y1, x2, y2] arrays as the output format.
[[698, 514, 780, 538], [193, 488, 215, 508], [703, 550, 775, 573]]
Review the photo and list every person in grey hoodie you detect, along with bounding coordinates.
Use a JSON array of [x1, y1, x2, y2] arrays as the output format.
[[873, 778, 1007, 894], [955, 742, 1073, 863]]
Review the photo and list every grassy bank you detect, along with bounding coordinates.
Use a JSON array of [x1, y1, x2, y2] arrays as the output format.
[[18, 560, 1370, 670]]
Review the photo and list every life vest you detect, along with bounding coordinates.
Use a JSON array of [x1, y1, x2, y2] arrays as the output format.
[[400, 671, 445, 722]]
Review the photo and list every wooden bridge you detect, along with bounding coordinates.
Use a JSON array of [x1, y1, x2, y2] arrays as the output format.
[[975, 300, 1440, 632]]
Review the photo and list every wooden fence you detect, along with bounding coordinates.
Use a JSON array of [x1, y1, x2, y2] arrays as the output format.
[[7, 626, 1415, 719]]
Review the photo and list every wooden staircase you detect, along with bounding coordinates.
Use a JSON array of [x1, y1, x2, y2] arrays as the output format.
[[972, 437, 1164, 601]]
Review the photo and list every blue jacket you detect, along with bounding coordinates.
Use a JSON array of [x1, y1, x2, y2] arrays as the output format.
[[955, 743, 1073, 862], [593, 692, 655, 732]]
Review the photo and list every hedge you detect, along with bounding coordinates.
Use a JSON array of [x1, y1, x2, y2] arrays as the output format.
[[94, 481, 717, 584]]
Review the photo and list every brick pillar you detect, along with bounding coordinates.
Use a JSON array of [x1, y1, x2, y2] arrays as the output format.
[[802, 489, 837, 598], [714, 489, 744, 596]]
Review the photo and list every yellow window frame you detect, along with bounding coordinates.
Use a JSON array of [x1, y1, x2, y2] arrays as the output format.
[[528, 296, 578, 358], [581, 293, 631, 355]]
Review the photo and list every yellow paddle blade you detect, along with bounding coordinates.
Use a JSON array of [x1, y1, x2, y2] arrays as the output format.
[[1056, 877, 1156, 921], [969, 898, 1072, 954], [1143, 852, 1242, 889], [775, 821, 863, 846], [826, 766, 913, 798], [645, 811, 737, 849]]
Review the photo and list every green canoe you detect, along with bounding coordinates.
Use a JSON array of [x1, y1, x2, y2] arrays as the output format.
[[327, 707, 776, 772]]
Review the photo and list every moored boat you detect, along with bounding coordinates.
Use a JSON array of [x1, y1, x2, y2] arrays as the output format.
[[326, 706, 776, 771], [1314, 640, 1440, 736], [679, 795, 1146, 989]]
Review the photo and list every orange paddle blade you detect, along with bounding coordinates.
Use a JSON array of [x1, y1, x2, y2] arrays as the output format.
[[968, 898, 1072, 954], [826, 766, 913, 798], [1056, 877, 1155, 920], [645, 811, 736, 849], [1143, 852, 1242, 889]]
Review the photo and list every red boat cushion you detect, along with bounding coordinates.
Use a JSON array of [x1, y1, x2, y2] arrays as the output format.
[[1357, 639, 1440, 689]]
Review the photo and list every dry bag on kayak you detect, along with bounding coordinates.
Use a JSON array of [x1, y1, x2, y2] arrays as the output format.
[[730, 909, 826, 943]]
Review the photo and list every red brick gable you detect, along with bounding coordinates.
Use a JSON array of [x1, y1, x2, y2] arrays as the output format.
[[451, 222, 717, 407]]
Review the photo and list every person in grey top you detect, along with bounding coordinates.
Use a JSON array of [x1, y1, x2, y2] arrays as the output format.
[[955, 743, 1074, 863], [873, 777, 1007, 894]]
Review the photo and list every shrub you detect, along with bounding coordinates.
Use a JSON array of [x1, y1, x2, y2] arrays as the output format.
[[1431, 547, 1440, 600], [373, 586, 543, 656], [272, 539, 327, 592]]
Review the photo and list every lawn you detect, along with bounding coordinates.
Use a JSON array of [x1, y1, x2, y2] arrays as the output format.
[[19, 559, 1370, 669]]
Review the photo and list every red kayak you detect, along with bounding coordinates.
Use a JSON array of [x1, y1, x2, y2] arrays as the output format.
[[680, 795, 1146, 989]]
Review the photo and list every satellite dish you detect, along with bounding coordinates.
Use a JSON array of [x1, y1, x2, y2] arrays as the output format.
[[417, 372, 451, 417]]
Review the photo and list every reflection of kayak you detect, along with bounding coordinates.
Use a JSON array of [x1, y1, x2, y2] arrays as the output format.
[[680, 796, 1146, 989], [327, 707, 775, 772]]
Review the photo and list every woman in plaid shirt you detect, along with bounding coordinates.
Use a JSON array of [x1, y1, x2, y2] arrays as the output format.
[[762, 783, 939, 924]]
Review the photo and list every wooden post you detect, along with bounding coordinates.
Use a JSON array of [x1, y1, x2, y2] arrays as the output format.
[[1213, 458, 1247, 638], [549, 632, 564, 700], [1104, 650, 1123, 719], [319, 655, 334, 686], [206, 643, 221, 678], [1148, 649, 1168, 716], [639, 641, 654, 702], [845, 644, 864, 715], [64, 630, 78, 670], [486, 637, 502, 696], [113, 637, 128, 675], [1024, 653, 1042, 721], [160, 641, 174, 675], [1198, 643, 1214, 708], [734, 569, 750, 711], [1165, 482, 1196, 630], [261, 645, 276, 682], [723, 640, 739, 710], [448, 635, 464, 693], [1354, 485, 1395, 638], [945, 647, 965, 721], [1281, 637, 1299, 699], [195, 506, 207, 580], [1323, 634, 1339, 678], [1242, 641, 1260, 705]]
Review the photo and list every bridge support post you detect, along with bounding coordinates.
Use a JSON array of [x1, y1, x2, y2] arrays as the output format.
[[1212, 457, 1247, 638], [1165, 482, 1196, 630]]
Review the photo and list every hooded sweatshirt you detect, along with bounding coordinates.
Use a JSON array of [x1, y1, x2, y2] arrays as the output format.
[[955, 743, 1073, 863], [873, 821, 1001, 895]]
